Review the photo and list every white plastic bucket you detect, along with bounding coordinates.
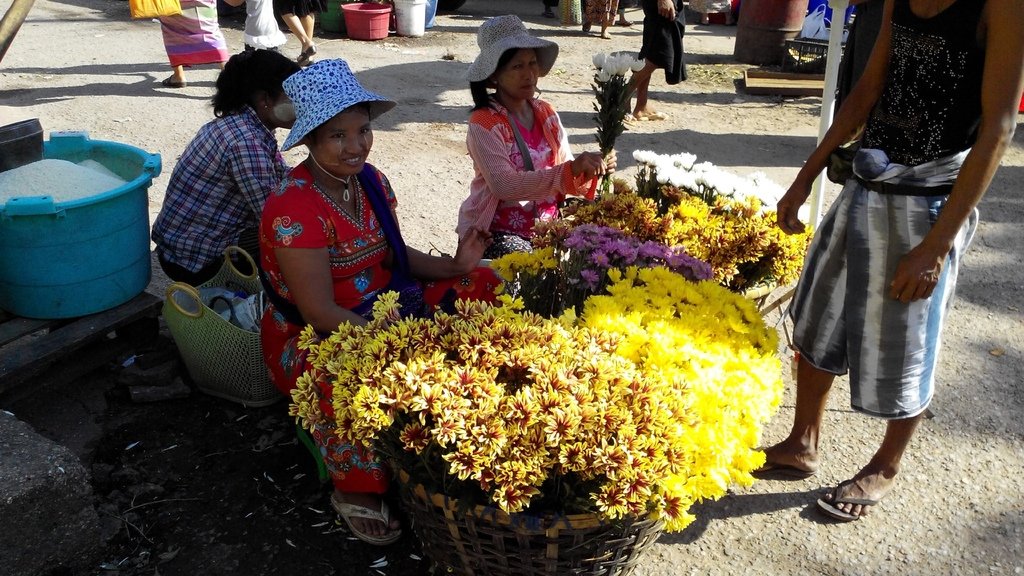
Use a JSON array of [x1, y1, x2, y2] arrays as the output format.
[[394, 0, 426, 37]]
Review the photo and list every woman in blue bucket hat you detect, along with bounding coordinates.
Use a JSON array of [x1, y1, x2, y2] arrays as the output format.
[[258, 59, 501, 546]]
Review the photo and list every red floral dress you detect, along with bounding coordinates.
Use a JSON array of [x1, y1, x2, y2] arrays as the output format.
[[259, 163, 500, 493]]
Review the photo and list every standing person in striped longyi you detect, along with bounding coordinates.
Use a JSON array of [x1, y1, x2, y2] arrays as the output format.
[[762, 0, 1023, 523]]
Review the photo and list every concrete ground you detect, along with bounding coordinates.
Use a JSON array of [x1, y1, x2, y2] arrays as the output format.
[[0, 0, 1022, 574]]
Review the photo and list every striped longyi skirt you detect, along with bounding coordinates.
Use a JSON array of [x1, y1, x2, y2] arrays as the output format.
[[788, 180, 978, 419]]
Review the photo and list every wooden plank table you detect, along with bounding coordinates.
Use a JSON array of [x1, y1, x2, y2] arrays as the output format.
[[0, 292, 162, 398], [742, 69, 826, 97]]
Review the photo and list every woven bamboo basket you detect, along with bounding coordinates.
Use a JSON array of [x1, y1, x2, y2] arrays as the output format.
[[742, 282, 796, 316], [397, 472, 664, 576], [745, 282, 798, 317]]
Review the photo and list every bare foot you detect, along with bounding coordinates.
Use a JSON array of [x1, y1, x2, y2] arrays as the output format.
[[331, 491, 400, 538], [758, 439, 819, 475], [817, 468, 896, 521]]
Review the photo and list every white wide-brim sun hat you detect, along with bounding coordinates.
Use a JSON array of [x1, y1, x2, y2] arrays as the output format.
[[465, 15, 559, 83], [282, 59, 396, 151]]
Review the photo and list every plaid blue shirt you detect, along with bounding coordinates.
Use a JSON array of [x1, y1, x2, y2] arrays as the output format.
[[152, 105, 287, 272]]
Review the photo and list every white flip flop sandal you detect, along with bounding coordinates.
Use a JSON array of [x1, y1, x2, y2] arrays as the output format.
[[331, 492, 402, 546]]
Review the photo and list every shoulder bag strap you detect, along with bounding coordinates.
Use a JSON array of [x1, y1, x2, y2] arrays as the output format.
[[507, 115, 535, 172], [357, 164, 412, 276]]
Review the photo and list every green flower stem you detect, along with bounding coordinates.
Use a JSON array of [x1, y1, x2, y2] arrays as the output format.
[[592, 72, 638, 197]]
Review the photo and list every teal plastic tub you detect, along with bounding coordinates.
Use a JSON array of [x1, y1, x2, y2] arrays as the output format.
[[0, 132, 161, 319]]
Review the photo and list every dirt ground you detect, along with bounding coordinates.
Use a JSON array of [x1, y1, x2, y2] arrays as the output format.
[[1, 0, 1023, 574]]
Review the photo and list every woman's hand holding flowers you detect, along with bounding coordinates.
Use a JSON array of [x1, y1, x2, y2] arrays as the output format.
[[604, 149, 617, 174], [572, 151, 613, 179]]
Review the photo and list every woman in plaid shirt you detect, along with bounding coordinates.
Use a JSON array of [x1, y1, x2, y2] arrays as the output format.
[[152, 49, 300, 285]]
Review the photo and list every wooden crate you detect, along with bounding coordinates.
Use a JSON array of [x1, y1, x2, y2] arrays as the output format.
[[743, 69, 825, 97], [0, 292, 162, 398]]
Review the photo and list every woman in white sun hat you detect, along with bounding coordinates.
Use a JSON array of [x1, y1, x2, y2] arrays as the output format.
[[258, 58, 501, 546], [457, 14, 616, 259]]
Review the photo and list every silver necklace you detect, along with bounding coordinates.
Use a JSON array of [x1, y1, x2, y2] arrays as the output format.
[[308, 154, 352, 202]]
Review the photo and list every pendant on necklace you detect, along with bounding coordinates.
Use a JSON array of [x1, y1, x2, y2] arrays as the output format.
[[308, 153, 354, 203]]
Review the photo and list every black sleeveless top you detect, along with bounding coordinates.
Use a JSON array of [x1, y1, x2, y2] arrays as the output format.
[[862, 0, 986, 166]]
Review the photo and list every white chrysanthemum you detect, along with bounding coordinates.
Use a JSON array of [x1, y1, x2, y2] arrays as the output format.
[[678, 172, 699, 191], [633, 150, 659, 165], [653, 159, 676, 178], [670, 153, 697, 171], [691, 161, 716, 175], [610, 55, 633, 76], [603, 54, 620, 72], [743, 172, 786, 208], [667, 168, 692, 189], [630, 57, 645, 72], [592, 53, 607, 70], [694, 173, 712, 191], [597, 69, 612, 83], [713, 172, 743, 196]]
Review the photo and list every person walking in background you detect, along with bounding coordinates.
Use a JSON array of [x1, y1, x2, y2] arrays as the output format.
[[279, 0, 324, 65], [152, 50, 301, 284], [628, 0, 686, 120], [158, 0, 230, 88], [223, 0, 288, 52], [460, 15, 615, 258], [582, 0, 620, 38], [690, 0, 733, 25], [616, 1, 634, 26], [763, 0, 1022, 522]]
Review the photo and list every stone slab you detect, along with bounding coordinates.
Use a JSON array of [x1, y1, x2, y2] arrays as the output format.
[[0, 410, 102, 576]]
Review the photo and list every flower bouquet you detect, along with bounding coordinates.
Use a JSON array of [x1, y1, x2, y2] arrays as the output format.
[[545, 150, 813, 294], [494, 223, 712, 317], [590, 52, 643, 196], [290, 259, 783, 573]]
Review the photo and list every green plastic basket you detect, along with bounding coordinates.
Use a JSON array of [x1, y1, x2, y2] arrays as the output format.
[[162, 247, 280, 407]]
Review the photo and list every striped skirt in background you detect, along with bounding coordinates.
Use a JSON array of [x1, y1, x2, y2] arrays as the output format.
[[160, 0, 230, 68]]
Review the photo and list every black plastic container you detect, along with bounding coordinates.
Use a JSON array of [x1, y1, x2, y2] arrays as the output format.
[[0, 118, 44, 173]]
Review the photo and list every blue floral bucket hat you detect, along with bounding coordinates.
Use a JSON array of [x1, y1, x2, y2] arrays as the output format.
[[466, 15, 559, 82], [282, 59, 396, 151]]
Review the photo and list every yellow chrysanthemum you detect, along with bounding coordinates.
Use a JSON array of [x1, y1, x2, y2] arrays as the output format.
[[290, 280, 783, 532]]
